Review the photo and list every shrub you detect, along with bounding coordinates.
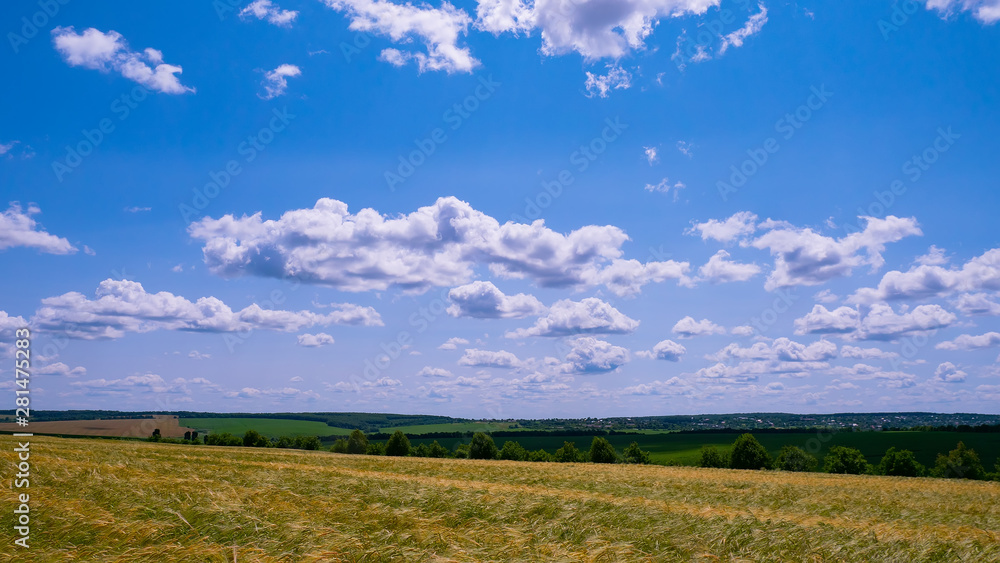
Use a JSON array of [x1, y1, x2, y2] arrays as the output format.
[[499, 440, 528, 461], [730, 434, 772, 470], [412, 443, 430, 457], [469, 432, 499, 460], [329, 438, 348, 453], [453, 444, 469, 459], [528, 449, 553, 462], [347, 429, 369, 455], [932, 442, 986, 480], [622, 441, 651, 465], [823, 446, 870, 475], [699, 445, 729, 468], [205, 432, 242, 447], [243, 430, 269, 448], [588, 436, 619, 464], [426, 441, 450, 458], [385, 430, 412, 457], [366, 443, 385, 456], [296, 436, 322, 451], [554, 441, 583, 463], [184, 431, 192, 441], [877, 447, 924, 477], [775, 446, 817, 472], [191, 431, 198, 442]]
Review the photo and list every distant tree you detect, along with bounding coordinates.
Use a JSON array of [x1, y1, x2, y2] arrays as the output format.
[[277, 436, 296, 449], [730, 434, 772, 470], [412, 443, 430, 457], [191, 431, 198, 442], [149, 428, 161, 442], [243, 430, 269, 448], [775, 446, 817, 472], [205, 432, 242, 446], [385, 430, 412, 457], [621, 442, 651, 465], [453, 443, 470, 459], [528, 449, 553, 462], [469, 432, 499, 460], [184, 431, 192, 441], [347, 429, 369, 455], [426, 441, 450, 458], [499, 440, 528, 461], [932, 442, 986, 480], [366, 442, 386, 456], [877, 447, 924, 477], [823, 446, 870, 475], [297, 436, 322, 451], [554, 441, 583, 463], [699, 445, 729, 468], [588, 436, 618, 464]]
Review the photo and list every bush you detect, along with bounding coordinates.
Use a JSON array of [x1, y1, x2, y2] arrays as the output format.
[[296, 436, 322, 451], [622, 441, 651, 465], [588, 436, 618, 464], [385, 430, 412, 457], [528, 449, 553, 462], [205, 432, 242, 447], [469, 432, 499, 460], [243, 430, 269, 448], [347, 429, 369, 455], [823, 446, 870, 475], [877, 447, 924, 477], [426, 441, 450, 458], [453, 443, 469, 459], [366, 442, 385, 456], [775, 446, 817, 472], [330, 438, 349, 453], [412, 443, 430, 457], [554, 441, 583, 463], [499, 440, 528, 461], [932, 442, 986, 480], [730, 434, 772, 470], [699, 445, 729, 468]]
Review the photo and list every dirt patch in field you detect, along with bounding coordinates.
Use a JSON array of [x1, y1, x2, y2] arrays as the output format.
[[0, 415, 192, 438]]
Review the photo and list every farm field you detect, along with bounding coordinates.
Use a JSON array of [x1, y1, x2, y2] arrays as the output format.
[[377, 421, 517, 434], [0, 415, 190, 438], [180, 417, 348, 438], [398, 430, 1000, 468], [2, 435, 998, 562]]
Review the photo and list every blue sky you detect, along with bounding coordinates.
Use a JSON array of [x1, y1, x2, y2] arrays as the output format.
[[2, 0, 1000, 418]]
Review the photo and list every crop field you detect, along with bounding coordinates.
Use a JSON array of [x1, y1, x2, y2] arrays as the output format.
[[377, 421, 517, 434], [0, 415, 190, 438], [3, 435, 998, 562], [180, 417, 347, 438], [401, 430, 1000, 467]]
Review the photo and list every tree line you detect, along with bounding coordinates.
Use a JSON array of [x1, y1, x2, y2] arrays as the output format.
[[698, 433, 1000, 480]]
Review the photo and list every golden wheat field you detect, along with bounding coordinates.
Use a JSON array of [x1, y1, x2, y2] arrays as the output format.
[[2, 435, 999, 562]]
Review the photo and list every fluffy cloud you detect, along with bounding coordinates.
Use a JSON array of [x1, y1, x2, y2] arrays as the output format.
[[718, 3, 767, 55], [52, 27, 193, 94], [826, 364, 917, 388], [417, 366, 453, 377], [562, 336, 630, 373], [438, 337, 470, 350], [636, 339, 686, 361], [686, 211, 757, 243], [506, 298, 639, 338], [794, 303, 956, 340], [840, 345, 899, 360], [475, 0, 534, 34], [34, 361, 87, 377], [696, 250, 761, 283], [458, 348, 522, 368], [33, 279, 382, 340], [0, 203, 76, 254], [935, 331, 1000, 350], [849, 249, 1000, 305], [954, 293, 1000, 316], [643, 146, 659, 165], [933, 361, 967, 383], [644, 178, 686, 202], [622, 377, 694, 396], [190, 196, 688, 295], [260, 64, 301, 99], [924, 0, 1000, 23], [709, 338, 837, 363], [583, 64, 632, 98], [693, 359, 828, 383], [240, 0, 299, 26], [446, 281, 545, 319], [320, 0, 477, 73], [297, 333, 335, 347], [671, 316, 725, 338], [751, 216, 922, 290]]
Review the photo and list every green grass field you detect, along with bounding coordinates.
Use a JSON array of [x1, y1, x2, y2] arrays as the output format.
[[180, 417, 347, 438], [3, 435, 998, 562], [378, 421, 516, 434]]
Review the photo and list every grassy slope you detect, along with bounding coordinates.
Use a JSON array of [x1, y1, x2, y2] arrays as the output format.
[[3, 435, 998, 562], [180, 417, 348, 438]]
